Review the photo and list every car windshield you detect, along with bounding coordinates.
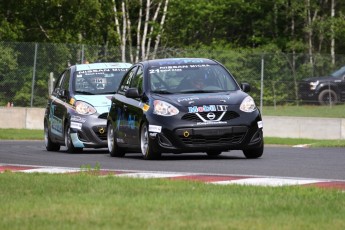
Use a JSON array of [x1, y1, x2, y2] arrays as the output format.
[[73, 68, 128, 95], [148, 63, 238, 94], [330, 66, 345, 78]]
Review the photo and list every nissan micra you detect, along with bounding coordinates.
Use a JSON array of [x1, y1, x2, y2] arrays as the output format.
[[107, 58, 263, 159], [44, 62, 132, 153]]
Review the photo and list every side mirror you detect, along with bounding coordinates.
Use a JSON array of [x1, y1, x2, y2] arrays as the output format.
[[125, 88, 140, 98], [58, 89, 68, 98], [241, 83, 251, 93]]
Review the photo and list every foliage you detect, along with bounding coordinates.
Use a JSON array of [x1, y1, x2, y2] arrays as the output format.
[[2, 1, 345, 106], [0, 43, 18, 104]]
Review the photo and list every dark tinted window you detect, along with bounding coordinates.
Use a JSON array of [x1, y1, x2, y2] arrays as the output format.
[[74, 68, 128, 95], [149, 63, 238, 93], [119, 66, 138, 94], [130, 66, 144, 95]]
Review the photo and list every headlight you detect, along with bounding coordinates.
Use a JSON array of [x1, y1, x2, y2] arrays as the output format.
[[75, 101, 97, 115], [309, 81, 319, 90], [153, 100, 179, 116], [240, 96, 257, 112]]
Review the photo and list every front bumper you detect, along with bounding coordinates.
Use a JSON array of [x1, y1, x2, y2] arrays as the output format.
[[146, 111, 263, 153], [69, 113, 108, 148]]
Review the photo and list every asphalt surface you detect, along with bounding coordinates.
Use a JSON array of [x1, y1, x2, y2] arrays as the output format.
[[0, 140, 344, 181]]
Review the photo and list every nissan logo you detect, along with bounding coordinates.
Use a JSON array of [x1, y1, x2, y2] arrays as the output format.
[[207, 112, 216, 120]]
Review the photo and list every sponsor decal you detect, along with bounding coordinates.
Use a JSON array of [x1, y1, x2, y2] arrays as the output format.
[[116, 138, 125, 143], [70, 122, 82, 130], [71, 115, 86, 123], [149, 125, 162, 133], [49, 104, 63, 136], [257, 121, 263, 128], [51, 116, 63, 136], [196, 121, 227, 125], [149, 133, 157, 137], [188, 105, 216, 113], [115, 109, 136, 131], [128, 115, 136, 130], [177, 96, 199, 103], [188, 105, 228, 113], [216, 105, 228, 111]]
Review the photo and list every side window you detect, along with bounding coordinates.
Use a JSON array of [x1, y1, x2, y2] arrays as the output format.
[[61, 69, 71, 91], [130, 66, 143, 95], [119, 66, 138, 94], [53, 69, 71, 98], [53, 70, 66, 95]]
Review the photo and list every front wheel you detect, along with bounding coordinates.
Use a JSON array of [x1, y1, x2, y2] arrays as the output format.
[[44, 122, 60, 151], [140, 123, 161, 160], [107, 122, 125, 157], [318, 89, 338, 105], [243, 144, 263, 159], [64, 124, 83, 153]]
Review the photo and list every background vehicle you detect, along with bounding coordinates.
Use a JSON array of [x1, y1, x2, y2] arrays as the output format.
[[299, 66, 345, 105], [44, 62, 132, 153], [107, 58, 263, 160]]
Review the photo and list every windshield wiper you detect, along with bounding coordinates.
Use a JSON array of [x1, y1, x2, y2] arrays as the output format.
[[151, 90, 173, 94], [180, 90, 215, 94], [74, 91, 95, 95]]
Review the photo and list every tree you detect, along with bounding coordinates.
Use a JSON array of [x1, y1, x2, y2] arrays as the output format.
[[113, 0, 169, 62]]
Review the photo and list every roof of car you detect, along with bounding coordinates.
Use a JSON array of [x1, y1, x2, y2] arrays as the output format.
[[142, 58, 218, 67], [75, 62, 132, 71]]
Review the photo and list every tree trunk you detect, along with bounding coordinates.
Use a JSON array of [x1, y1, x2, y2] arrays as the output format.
[[331, 0, 335, 65], [306, 0, 313, 66], [153, 0, 169, 58], [141, 0, 151, 60]]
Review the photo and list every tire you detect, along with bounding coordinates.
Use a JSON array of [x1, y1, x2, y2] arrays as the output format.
[[64, 124, 83, 153], [206, 151, 222, 156], [44, 122, 60, 151], [243, 144, 264, 159], [107, 122, 125, 157], [140, 122, 161, 160], [318, 89, 338, 105]]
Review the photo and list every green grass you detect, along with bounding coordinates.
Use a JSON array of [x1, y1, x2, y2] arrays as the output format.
[[0, 128, 43, 140], [262, 104, 345, 118], [265, 137, 345, 147], [0, 172, 344, 230]]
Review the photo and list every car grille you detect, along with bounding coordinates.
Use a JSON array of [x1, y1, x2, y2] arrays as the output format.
[[175, 126, 247, 146], [181, 111, 239, 122], [298, 82, 311, 93], [181, 134, 245, 145]]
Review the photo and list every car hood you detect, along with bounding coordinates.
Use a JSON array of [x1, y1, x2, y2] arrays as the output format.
[[303, 76, 337, 82], [74, 94, 112, 114], [152, 91, 249, 107]]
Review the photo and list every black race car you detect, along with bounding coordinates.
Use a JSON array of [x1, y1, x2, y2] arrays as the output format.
[[107, 58, 263, 160], [44, 62, 132, 153], [299, 66, 345, 105]]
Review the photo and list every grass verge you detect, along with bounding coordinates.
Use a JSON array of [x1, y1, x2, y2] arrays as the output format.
[[0, 128, 43, 140], [262, 104, 345, 118], [0, 172, 344, 230]]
